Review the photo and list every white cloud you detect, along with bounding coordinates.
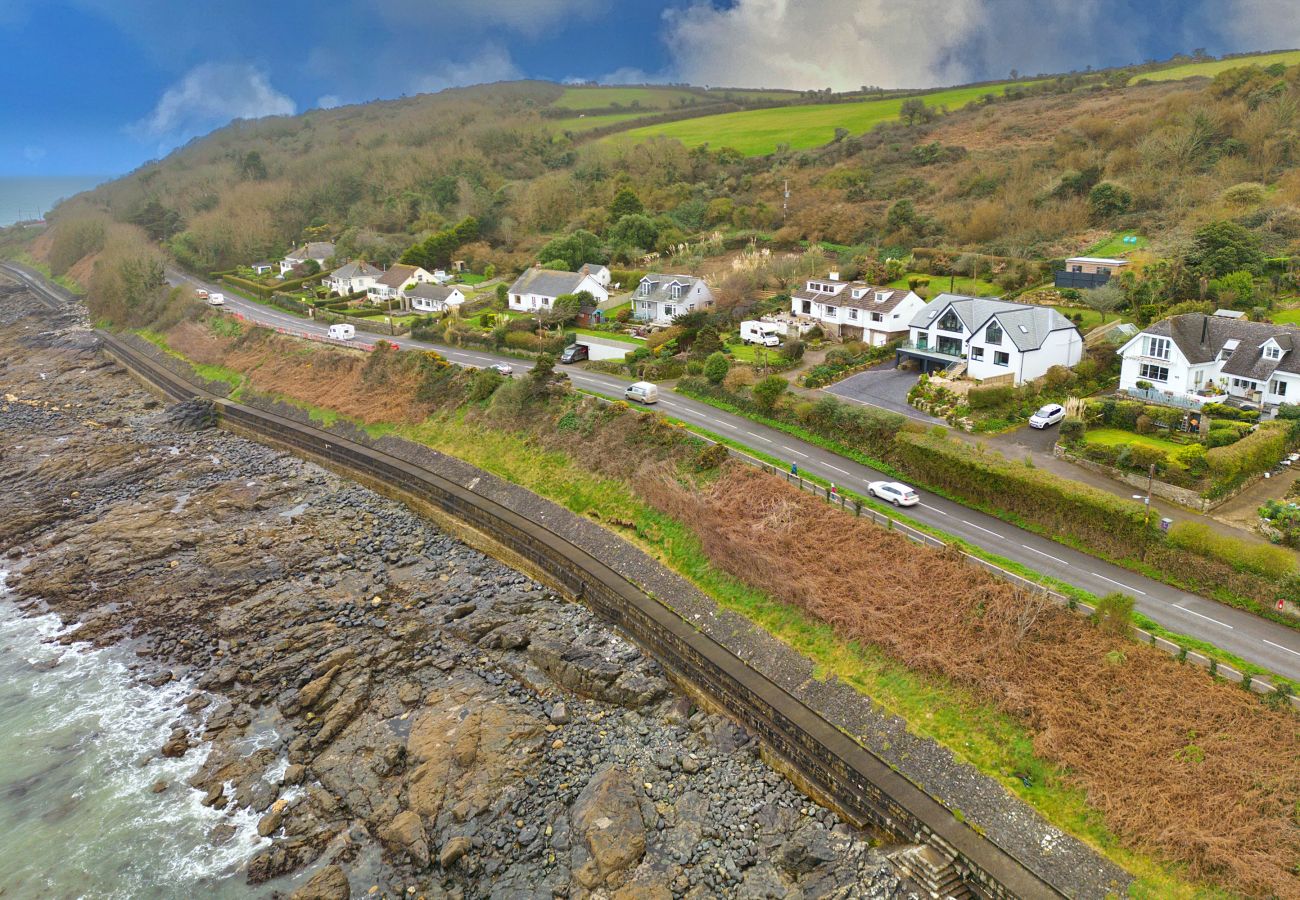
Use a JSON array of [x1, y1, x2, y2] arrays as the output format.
[[316, 94, 343, 110], [132, 63, 295, 143], [1219, 0, 1300, 51], [375, 0, 606, 36], [410, 44, 522, 94], [593, 66, 666, 86]]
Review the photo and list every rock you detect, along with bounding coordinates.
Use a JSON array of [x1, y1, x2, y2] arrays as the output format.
[[438, 835, 472, 868], [739, 862, 798, 899], [150, 780, 168, 793], [571, 765, 646, 883], [208, 823, 237, 846], [282, 763, 307, 786], [145, 670, 173, 687], [290, 864, 351, 900], [549, 702, 570, 725], [201, 784, 225, 807], [258, 800, 288, 837], [378, 810, 429, 867], [777, 825, 839, 877], [160, 728, 189, 758], [296, 666, 340, 711]]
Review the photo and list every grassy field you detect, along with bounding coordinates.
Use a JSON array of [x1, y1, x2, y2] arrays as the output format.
[[1083, 427, 1185, 454], [611, 82, 1033, 156], [1052, 305, 1107, 332], [572, 327, 643, 345], [553, 86, 702, 109], [890, 272, 999, 297], [548, 111, 661, 134], [1271, 308, 1300, 325], [1085, 230, 1148, 257], [1133, 49, 1300, 83]]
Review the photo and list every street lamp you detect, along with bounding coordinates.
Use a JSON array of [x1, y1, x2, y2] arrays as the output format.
[[1133, 462, 1156, 559]]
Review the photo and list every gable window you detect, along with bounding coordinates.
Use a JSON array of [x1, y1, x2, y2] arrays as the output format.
[[1139, 363, 1169, 383], [971, 346, 984, 361], [1272, 379, 1288, 397], [993, 350, 1010, 367], [985, 320, 1003, 345], [1142, 336, 1170, 360], [1265, 344, 1281, 360], [937, 309, 962, 333]]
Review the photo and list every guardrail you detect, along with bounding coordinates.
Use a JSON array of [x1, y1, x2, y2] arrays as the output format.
[[97, 329, 1070, 900]]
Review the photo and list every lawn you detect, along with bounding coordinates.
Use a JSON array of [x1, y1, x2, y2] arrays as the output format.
[[1085, 230, 1148, 257], [572, 327, 643, 345], [890, 272, 999, 297], [1083, 428, 1186, 455], [553, 86, 702, 109], [1271, 308, 1300, 325], [1132, 49, 1300, 83], [610, 81, 1035, 156], [1052, 305, 1109, 332]]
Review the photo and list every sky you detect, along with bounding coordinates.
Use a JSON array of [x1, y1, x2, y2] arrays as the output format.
[[2, 0, 1299, 178]]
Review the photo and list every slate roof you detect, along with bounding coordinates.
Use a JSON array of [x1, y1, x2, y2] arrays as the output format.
[[407, 284, 462, 303], [508, 268, 593, 298], [637, 274, 708, 305], [910, 294, 1077, 352], [375, 264, 423, 289], [1145, 313, 1300, 381], [289, 241, 335, 260], [795, 284, 915, 313], [328, 261, 383, 280]]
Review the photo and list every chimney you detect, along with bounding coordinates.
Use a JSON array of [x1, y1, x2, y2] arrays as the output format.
[[829, 270, 840, 282], [581, 264, 590, 275], [1201, 314, 1208, 345]]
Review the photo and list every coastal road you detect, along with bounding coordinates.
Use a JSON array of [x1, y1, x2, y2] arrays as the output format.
[[8, 260, 1300, 684]]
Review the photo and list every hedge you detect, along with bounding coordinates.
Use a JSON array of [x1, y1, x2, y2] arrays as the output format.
[[1168, 521, 1295, 580], [221, 273, 273, 299], [1202, 402, 1261, 423], [1206, 421, 1290, 486]]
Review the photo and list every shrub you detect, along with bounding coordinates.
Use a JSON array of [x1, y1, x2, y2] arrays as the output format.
[[752, 375, 788, 413], [1206, 421, 1290, 486], [1168, 521, 1295, 580], [1059, 418, 1085, 443], [1135, 414, 1153, 434], [1127, 444, 1168, 472], [696, 442, 730, 470], [504, 331, 546, 352], [780, 339, 806, 362], [1092, 592, 1135, 635], [967, 384, 1014, 410], [704, 351, 730, 385]]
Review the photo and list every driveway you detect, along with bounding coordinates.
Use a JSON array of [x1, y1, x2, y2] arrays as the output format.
[[988, 420, 1062, 455], [822, 362, 941, 423]]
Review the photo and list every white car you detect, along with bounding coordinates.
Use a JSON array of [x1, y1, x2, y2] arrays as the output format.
[[1028, 403, 1066, 429], [207, 292, 225, 306], [868, 481, 920, 507], [491, 362, 513, 376]]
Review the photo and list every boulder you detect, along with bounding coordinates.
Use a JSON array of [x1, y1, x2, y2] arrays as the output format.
[[571, 765, 646, 883], [438, 835, 472, 868], [290, 864, 351, 900], [378, 810, 429, 867]]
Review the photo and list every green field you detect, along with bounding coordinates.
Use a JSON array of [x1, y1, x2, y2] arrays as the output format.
[[890, 272, 999, 297], [1085, 230, 1148, 257], [1133, 49, 1300, 83], [1270, 308, 1300, 325], [1083, 428, 1184, 454], [611, 82, 1032, 156], [553, 86, 702, 109], [572, 327, 643, 345], [548, 111, 658, 134]]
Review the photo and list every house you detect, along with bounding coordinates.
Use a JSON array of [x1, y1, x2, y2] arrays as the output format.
[[582, 264, 612, 288], [1118, 311, 1300, 410], [406, 283, 466, 313], [900, 294, 1083, 385], [325, 261, 384, 296], [632, 273, 713, 324], [1055, 257, 1129, 290], [251, 261, 273, 275], [367, 264, 436, 308], [507, 266, 609, 313], [790, 273, 927, 346], [280, 241, 336, 275]]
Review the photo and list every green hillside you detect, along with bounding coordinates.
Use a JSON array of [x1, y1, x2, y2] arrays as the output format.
[[553, 86, 703, 109], [611, 82, 1033, 156], [1133, 48, 1300, 82]]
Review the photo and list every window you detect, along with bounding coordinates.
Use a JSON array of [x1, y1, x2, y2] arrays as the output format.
[[971, 346, 985, 361], [993, 350, 1010, 367], [670, 283, 683, 299], [1232, 377, 1256, 390], [1142, 336, 1170, 360], [638, 282, 650, 296], [1139, 363, 1169, 382], [825, 305, 838, 318], [1272, 379, 1288, 397], [848, 308, 858, 320], [870, 312, 883, 323], [664, 305, 676, 318], [937, 309, 962, 333], [1265, 344, 1281, 360], [985, 320, 1003, 345]]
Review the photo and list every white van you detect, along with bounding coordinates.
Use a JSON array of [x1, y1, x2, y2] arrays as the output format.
[[207, 292, 225, 306], [740, 321, 782, 347], [328, 323, 356, 341], [624, 381, 659, 404]]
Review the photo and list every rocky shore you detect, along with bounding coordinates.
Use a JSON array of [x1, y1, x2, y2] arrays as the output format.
[[0, 281, 911, 898]]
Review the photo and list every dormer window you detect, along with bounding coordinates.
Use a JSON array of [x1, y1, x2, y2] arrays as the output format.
[[670, 283, 683, 299], [985, 320, 1003, 345], [1264, 343, 1282, 360], [876, 292, 889, 303], [639, 281, 651, 296]]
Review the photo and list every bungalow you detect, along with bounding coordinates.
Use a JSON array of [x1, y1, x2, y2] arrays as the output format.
[[1118, 312, 1300, 410], [251, 261, 273, 275], [1055, 257, 1129, 290], [367, 264, 436, 308], [790, 273, 926, 346], [280, 241, 335, 275], [507, 266, 609, 313], [582, 263, 612, 288], [900, 294, 1083, 385], [633, 273, 713, 324], [407, 283, 466, 313], [325, 261, 384, 296]]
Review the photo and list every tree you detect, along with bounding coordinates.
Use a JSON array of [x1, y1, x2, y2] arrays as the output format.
[[609, 187, 644, 220], [752, 375, 788, 412], [694, 325, 723, 356], [1189, 221, 1264, 278], [129, 199, 185, 242], [900, 98, 927, 125], [527, 352, 557, 398], [239, 150, 268, 181], [1088, 182, 1132, 220], [1209, 270, 1256, 307], [301, 259, 322, 275], [704, 351, 730, 384], [547, 291, 587, 326], [608, 214, 659, 253], [1081, 282, 1124, 323], [885, 199, 918, 234], [537, 229, 605, 271], [495, 283, 509, 305]]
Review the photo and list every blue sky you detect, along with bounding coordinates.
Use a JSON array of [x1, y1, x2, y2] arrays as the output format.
[[2, 0, 1296, 178]]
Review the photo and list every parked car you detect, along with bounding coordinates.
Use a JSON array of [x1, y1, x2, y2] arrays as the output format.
[[328, 323, 356, 341], [867, 481, 920, 507], [558, 343, 589, 364], [195, 288, 209, 300], [624, 381, 659, 404], [1028, 403, 1066, 429], [207, 292, 224, 306], [491, 362, 513, 376]]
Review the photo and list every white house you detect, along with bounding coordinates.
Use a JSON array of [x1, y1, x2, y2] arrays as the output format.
[[507, 266, 608, 312], [791, 273, 927, 345], [280, 242, 335, 275], [367, 264, 436, 308], [406, 283, 466, 313], [633, 273, 714, 324], [1118, 312, 1300, 409], [582, 263, 612, 288], [251, 261, 273, 275], [901, 294, 1083, 385], [325, 261, 384, 296]]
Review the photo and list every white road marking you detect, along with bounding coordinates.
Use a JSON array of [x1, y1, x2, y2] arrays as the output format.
[[1174, 605, 1232, 629], [961, 519, 1005, 539], [1090, 572, 1146, 595], [716, 421, 738, 430], [784, 447, 809, 458], [825, 464, 850, 476], [1263, 639, 1300, 657], [1021, 544, 1068, 566], [745, 431, 768, 441], [918, 502, 949, 516]]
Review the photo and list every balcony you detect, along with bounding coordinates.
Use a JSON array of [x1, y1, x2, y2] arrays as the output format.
[[898, 340, 965, 363]]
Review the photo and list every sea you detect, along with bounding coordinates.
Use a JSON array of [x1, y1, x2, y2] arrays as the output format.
[[0, 573, 274, 898], [0, 176, 108, 227]]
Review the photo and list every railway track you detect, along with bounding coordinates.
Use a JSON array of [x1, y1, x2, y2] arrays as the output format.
[[90, 325, 1069, 898]]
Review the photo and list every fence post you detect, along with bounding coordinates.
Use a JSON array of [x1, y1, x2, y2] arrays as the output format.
[[854, 501, 861, 517]]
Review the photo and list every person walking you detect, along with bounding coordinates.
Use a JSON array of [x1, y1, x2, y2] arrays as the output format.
[[790, 461, 798, 477]]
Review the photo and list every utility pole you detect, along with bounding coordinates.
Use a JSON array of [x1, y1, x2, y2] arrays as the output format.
[[783, 179, 790, 224], [1135, 462, 1156, 560]]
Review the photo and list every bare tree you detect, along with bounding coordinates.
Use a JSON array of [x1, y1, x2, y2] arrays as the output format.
[[1082, 282, 1125, 324]]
